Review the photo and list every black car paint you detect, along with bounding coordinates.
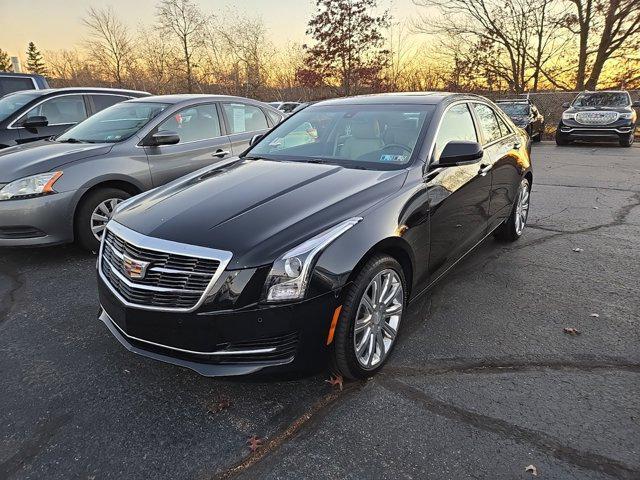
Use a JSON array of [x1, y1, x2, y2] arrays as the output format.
[[98, 93, 532, 376], [0, 88, 149, 149], [496, 100, 545, 140]]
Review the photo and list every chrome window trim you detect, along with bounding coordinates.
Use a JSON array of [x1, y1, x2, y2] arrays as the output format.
[[100, 308, 276, 356], [98, 220, 233, 312]]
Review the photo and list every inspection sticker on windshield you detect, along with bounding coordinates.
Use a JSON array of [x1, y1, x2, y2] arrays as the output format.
[[380, 154, 407, 163]]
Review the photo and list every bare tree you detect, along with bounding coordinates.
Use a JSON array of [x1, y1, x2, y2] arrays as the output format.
[[564, 0, 640, 90], [82, 6, 133, 86], [156, 0, 208, 93]]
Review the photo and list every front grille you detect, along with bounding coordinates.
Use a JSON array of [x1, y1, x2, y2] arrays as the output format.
[[100, 225, 229, 311], [575, 111, 618, 125]]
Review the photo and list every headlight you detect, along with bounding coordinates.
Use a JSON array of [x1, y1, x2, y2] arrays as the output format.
[[264, 217, 362, 302], [620, 111, 636, 121], [562, 112, 576, 120], [0, 172, 63, 201]]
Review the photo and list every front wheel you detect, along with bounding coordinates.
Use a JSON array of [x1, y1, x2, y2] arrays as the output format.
[[619, 132, 634, 147], [494, 178, 531, 242], [75, 188, 131, 252], [555, 132, 570, 146], [330, 255, 407, 380]]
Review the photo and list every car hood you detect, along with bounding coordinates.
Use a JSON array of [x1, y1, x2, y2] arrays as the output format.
[[0, 140, 113, 182], [565, 106, 632, 114], [114, 158, 408, 269]]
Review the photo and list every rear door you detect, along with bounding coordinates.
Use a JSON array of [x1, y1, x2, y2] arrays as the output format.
[[144, 103, 231, 187], [471, 102, 522, 230], [220, 102, 271, 155], [17, 94, 88, 143], [427, 102, 492, 280]]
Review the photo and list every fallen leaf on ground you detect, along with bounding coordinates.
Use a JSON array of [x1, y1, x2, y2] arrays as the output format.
[[247, 435, 263, 452], [563, 327, 581, 335], [593, 206, 599, 210], [590, 313, 600, 318], [525, 464, 538, 476], [325, 374, 344, 391], [208, 397, 231, 414], [572, 247, 584, 252]]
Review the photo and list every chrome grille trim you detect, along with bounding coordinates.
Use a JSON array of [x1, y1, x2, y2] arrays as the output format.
[[98, 221, 233, 312], [575, 111, 619, 125]]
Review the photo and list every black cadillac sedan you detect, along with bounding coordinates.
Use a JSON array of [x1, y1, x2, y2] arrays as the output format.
[[97, 93, 532, 379]]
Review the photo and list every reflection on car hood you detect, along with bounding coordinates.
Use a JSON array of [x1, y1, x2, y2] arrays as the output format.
[[114, 158, 408, 268], [0, 140, 113, 182]]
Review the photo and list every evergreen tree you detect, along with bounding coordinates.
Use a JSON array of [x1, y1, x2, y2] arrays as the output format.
[[26, 42, 46, 75], [0, 49, 11, 72]]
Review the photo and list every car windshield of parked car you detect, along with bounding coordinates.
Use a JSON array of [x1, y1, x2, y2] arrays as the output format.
[[497, 103, 530, 116], [56, 101, 170, 143], [247, 104, 434, 169], [573, 92, 630, 108], [0, 91, 41, 122]]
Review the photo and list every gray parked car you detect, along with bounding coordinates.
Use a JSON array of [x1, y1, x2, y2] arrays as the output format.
[[0, 94, 284, 251]]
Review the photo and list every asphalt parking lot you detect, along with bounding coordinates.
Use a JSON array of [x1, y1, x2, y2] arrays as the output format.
[[1, 142, 639, 480]]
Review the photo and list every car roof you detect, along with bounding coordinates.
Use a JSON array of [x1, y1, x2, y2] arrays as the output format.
[[128, 94, 279, 107], [0, 72, 46, 78], [312, 92, 486, 106], [11, 87, 150, 97], [496, 99, 531, 103]]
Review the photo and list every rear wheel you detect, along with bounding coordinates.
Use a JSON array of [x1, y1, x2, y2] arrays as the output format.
[[534, 127, 543, 142], [330, 255, 407, 380], [494, 178, 531, 242], [75, 188, 130, 252]]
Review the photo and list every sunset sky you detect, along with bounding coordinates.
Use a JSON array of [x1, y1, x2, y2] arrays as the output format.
[[0, 0, 420, 57]]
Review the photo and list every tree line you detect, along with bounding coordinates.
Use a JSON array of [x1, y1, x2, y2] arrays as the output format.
[[0, 0, 638, 100]]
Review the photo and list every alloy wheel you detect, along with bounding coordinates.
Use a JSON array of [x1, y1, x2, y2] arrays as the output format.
[[353, 269, 404, 370], [91, 198, 123, 242], [514, 180, 530, 235]]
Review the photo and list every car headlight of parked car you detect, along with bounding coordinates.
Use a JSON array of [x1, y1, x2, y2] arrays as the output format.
[[619, 111, 636, 121], [0, 171, 62, 201], [264, 217, 362, 302], [562, 112, 577, 121]]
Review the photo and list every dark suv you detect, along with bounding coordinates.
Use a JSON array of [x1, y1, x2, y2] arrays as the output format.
[[0, 87, 149, 148], [496, 99, 545, 142], [0, 72, 49, 96], [556, 90, 639, 147]]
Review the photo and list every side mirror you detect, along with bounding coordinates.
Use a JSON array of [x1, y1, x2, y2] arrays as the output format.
[[632, 101, 640, 108], [562, 102, 570, 108], [148, 131, 180, 146], [436, 141, 484, 168], [22, 115, 48, 129], [250, 133, 264, 147]]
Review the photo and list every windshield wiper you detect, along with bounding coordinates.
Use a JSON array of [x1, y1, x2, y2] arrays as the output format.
[[58, 138, 86, 144]]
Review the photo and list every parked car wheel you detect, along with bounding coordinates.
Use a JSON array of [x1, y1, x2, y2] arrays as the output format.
[[619, 132, 634, 148], [494, 178, 531, 242], [330, 254, 407, 380], [76, 188, 131, 251], [534, 127, 543, 142], [555, 132, 570, 146]]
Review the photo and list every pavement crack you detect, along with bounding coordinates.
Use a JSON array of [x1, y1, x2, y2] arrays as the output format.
[[377, 377, 640, 480], [213, 383, 363, 480], [536, 183, 640, 193], [0, 413, 72, 479], [381, 357, 640, 376]]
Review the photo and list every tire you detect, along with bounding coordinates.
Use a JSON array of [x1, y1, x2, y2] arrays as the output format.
[[494, 178, 531, 242], [555, 131, 570, 146], [534, 128, 543, 142], [619, 133, 634, 147], [330, 254, 407, 380], [75, 188, 131, 252]]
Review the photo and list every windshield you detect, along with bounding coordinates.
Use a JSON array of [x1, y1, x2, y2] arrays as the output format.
[[247, 104, 434, 170], [573, 92, 630, 108], [497, 103, 530, 116], [57, 101, 170, 143], [0, 91, 41, 122]]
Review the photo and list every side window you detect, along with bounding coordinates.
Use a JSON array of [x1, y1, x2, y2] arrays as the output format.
[[223, 103, 269, 134], [434, 103, 478, 160], [157, 104, 221, 143], [91, 95, 129, 113], [266, 109, 283, 125], [495, 113, 513, 137], [0, 76, 35, 96], [24, 95, 87, 125], [473, 103, 503, 144]]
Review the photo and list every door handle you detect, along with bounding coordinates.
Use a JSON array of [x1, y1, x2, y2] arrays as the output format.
[[212, 149, 230, 158], [478, 164, 492, 176], [513, 140, 522, 149]]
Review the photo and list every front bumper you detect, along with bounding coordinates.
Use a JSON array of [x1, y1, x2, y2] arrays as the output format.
[[557, 120, 635, 140], [0, 191, 76, 246], [98, 278, 342, 377]]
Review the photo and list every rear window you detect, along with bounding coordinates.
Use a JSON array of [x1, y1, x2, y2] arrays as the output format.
[[0, 76, 36, 97], [91, 94, 131, 113]]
